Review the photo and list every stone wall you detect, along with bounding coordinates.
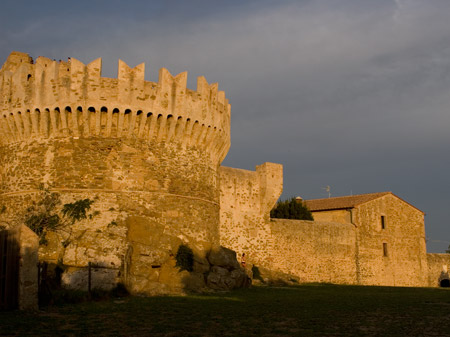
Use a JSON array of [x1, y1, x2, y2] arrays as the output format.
[[352, 194, 428, 287], [427, 253, 450, 287], [0, 52, 230, 162], [219, 163, 282, 265], [0, 140, 222, 293], [0, 51, 231, 294], [269, 219, 357, 284], [219, 164, 357, 285]]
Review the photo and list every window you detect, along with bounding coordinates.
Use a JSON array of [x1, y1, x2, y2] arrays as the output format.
[[381, 215, 386, 229], [383, 243, 388, 257]]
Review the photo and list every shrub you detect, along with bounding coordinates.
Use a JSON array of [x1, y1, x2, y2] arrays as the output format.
[[23, 187, 96, 245], [175, 244, 194, 272], [62, 198, 95, 223], [270, 197, 314, 220]]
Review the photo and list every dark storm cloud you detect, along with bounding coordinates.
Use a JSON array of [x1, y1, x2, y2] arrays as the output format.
[[1, 0, 450, 251]]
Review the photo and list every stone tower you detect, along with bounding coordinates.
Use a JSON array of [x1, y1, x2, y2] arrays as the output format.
[[0, 51, 231, 292]]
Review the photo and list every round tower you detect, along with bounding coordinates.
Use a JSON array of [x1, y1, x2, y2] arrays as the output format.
[[0, 52, 230, 291]]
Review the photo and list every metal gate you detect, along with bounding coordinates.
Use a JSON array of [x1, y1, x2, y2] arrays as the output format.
[[0, 229, 19, 310]]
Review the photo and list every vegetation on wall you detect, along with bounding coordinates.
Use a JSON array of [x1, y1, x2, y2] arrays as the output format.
[[270, 197, 314, 221], [23, 186, 96, 245], [175, 244, 194, 272]]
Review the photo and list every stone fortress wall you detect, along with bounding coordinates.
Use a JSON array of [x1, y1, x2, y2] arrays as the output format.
[[219, 165, 358, 285], [0, 51, 448, 292], [0, 51, 232, 294]]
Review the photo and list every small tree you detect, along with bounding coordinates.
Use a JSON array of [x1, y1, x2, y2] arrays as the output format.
[[270, 197, 314, 220], [22, 186, 96, 245]]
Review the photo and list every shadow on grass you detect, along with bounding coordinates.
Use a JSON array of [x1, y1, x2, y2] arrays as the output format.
[[2, 284, 450, 336]]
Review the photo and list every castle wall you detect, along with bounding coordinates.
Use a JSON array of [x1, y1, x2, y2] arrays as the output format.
[[218, 163, 282, 265], [219, 164, 356, 285], [269, 219, 357, 284], [0, 136, 221, 291], [0, 52, 231, 155], [352, 194, 428, 287], [426, 253, 450, 287], [0, 51, 231, 294]]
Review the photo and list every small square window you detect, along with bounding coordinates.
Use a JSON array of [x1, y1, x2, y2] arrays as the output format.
[[383, 243, 388, 257], [381, 216, 386, 229]]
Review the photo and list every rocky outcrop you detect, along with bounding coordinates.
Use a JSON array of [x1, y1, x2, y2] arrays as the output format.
[[176, 245, 251, 293], [205, 245, 250, 291]]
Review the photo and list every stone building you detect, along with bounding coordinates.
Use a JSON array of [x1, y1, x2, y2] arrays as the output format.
[[305, 192, 428, 287], [0, 51, 448, 293]]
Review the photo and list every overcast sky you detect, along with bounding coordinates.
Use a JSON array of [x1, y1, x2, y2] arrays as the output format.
[[1, 0, 449, 252]]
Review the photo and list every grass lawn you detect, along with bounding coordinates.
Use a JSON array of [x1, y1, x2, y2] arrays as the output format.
[[1, 284, 450, 336]]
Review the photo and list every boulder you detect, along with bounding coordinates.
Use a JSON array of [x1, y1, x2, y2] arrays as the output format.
[[193, 255, 211, 274], [205, 265, 251, 290], [230, 268, 250, 288], [207, 270, 235, 290], [207, 245, 240, 270]]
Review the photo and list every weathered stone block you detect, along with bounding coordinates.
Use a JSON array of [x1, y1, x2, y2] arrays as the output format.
[[207, 245, 240, 270]]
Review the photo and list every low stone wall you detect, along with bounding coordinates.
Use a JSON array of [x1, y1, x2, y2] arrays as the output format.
[[268, 219, 357, 285], [427, 253, 450, 287]]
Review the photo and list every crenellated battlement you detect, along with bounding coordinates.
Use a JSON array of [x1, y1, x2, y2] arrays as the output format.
[[0, 52, 230, 163]]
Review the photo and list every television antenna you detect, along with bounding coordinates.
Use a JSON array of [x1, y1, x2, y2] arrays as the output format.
[[323, 185, 331, 198]]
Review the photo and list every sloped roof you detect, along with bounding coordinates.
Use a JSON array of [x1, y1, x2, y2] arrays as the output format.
[[304, 192, 424, 214]]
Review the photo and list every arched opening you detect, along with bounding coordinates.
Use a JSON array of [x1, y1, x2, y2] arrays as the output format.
[[32, 109, 41, 135], [87, 107, 96, 134], [64, 106, 72, 132], [112, 108, 120, 135], [124, 109, 132, 133], [99, 107, 108, 134], [440, 279, 450, 287], [42, 109, 50, 135]]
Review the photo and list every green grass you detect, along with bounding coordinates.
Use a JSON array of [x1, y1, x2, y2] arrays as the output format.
[[1, 284, 450, 336]]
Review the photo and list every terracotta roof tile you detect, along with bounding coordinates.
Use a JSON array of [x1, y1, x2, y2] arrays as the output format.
[[304, 192, 411, 212]]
